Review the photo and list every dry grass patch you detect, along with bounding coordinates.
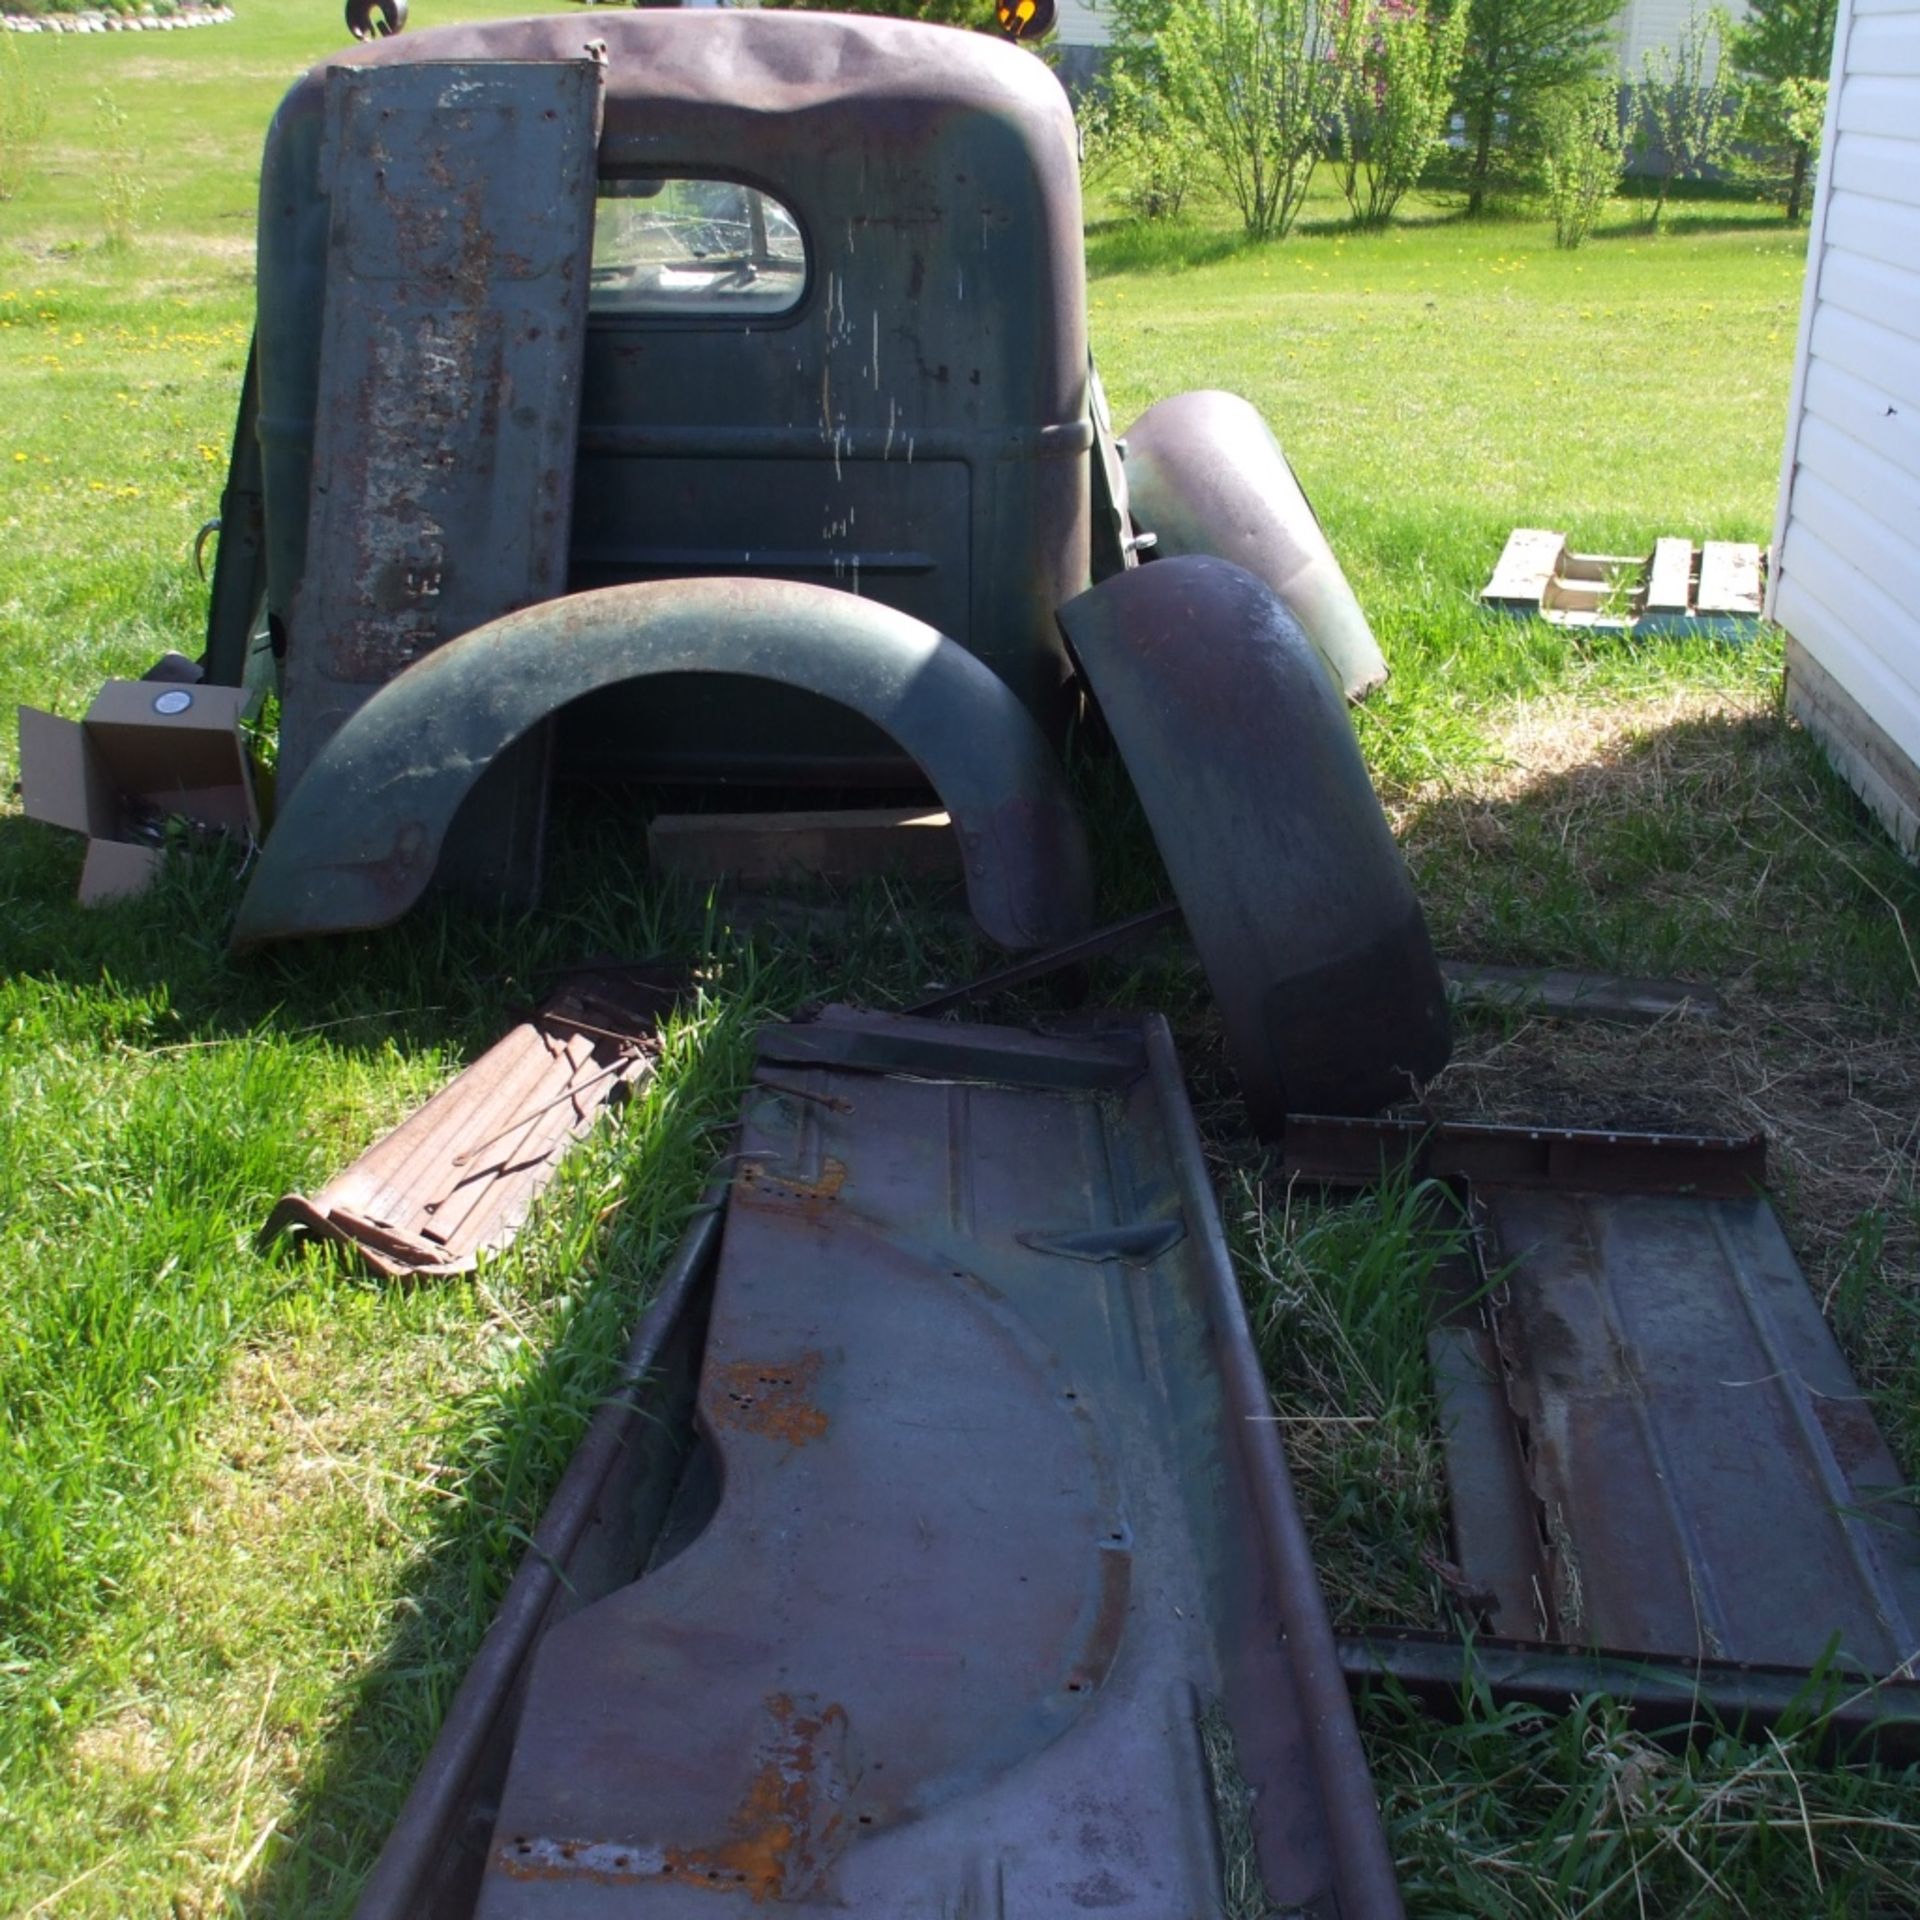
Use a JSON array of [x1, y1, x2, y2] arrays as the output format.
[[1392, 675, 1920, 1453]]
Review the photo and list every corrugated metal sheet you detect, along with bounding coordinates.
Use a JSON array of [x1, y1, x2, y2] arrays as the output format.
[[264, 968, 675, 1278]]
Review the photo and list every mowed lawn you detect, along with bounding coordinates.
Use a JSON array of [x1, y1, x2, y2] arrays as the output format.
[[4, 4, 1918, 1914]]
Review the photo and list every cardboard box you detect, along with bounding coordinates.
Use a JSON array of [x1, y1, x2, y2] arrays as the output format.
[[17, 680, 261, 905]]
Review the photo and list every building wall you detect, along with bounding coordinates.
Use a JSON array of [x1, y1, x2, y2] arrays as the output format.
[[1771, 0, 1920, 851], [1052, 0, 1113, 50], [1615, 0, 1752, 77]]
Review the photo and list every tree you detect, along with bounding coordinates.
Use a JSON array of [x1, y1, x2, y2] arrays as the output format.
[[1634, 7, 1742, 232], [1157, 0, 1367, 240], [1729, 0, 1838, 223], [1454, 0, 1619, 216], [1336, 0, 1471, 228]]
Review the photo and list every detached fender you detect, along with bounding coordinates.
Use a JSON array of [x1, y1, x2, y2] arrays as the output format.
[[1121, 389, 1389, 702], [1059, 555, 1448, 1128], [233, 579, 1092, 952]]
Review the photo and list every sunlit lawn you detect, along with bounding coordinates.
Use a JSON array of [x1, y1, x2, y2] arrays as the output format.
[[3, 6, 1916, 1913]]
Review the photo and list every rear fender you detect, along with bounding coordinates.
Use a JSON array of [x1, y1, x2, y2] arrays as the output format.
[[1058, 555, 1448, 1128], [233, 579, 1092, 952], [1121, 389, 1389, 702]]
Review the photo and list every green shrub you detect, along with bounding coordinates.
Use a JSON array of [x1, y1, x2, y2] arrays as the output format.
[[94, 88, 148, 253], [1083, 69, 1207, 223], [1541, 77, 1624, 248], [0, 34, 47, 204], [1335, 0, 1470, 229], [1158, 0, 1366, 241], [1634, 5, 1743, 232]]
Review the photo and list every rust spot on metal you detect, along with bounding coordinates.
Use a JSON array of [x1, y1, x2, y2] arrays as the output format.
[[664, 1693, 852, 1901], [710, 1350, 831, 1448], [492, 1694, 852, 1898], [737, 1155, 849, 1213], [1063, 1539, 1132, 1696]]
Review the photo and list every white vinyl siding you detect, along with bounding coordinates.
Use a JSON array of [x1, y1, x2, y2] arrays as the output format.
[[1615, 0, 1751, 75], [1053, 0, 1113, 49], [1772, 0, 1920, 848]]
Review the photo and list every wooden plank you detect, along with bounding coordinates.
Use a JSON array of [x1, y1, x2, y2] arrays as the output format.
[[1481, 528, 1565, 610], [1645, 538, 1694, 615], [648, 806, 963, 888], [1543, 576, 1610, 612], [1785, 633, 1920, 856], [1695, 544, 1765, 617]]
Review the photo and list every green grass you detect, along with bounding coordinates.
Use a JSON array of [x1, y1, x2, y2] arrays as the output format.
[[4, 8, 1918, 1911]]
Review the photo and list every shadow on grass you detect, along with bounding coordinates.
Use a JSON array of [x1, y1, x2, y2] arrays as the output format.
[[1588, 207, 1799, 243], [1395, 691, 1920, 1455], [1083, 217, 1257, 278], [237, 1107, 729, 1918]]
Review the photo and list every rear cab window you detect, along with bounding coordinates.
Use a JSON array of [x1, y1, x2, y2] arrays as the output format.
[[590, 178, 807, 318]]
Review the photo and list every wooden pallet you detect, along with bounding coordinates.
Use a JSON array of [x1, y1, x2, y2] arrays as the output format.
[[1481, 528, 1766, 633]]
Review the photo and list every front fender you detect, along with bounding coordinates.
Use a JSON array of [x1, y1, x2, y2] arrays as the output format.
[[1059, 555, 1448, 1127], [1121, 390, 1389, 702], [233, 579, 1092, 952]]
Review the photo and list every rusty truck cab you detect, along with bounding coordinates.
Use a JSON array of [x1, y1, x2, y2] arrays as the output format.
[[252, 10, 1089, 786]]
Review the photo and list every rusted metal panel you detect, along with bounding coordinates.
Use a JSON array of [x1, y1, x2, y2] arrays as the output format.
[[354, 1202, 726, 1920], [200, 335, 267, 689], [276, 55, 604, 805], [264, 968, 674, 1278], [906, 901, 1181, 1016], [1455, 1187, 1920, 1674], [1278, 1114, 1768, 1196], [231, 579, 1093, 953], [1338, 1631, 1920, 1761], [461, 1007, 1401, 1917], [1301, 1120, 1920, 1740], [1059, 555, 1450, 1127], [1120, 389, 1389, 701], [1440, 958, 1725, 1025]]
